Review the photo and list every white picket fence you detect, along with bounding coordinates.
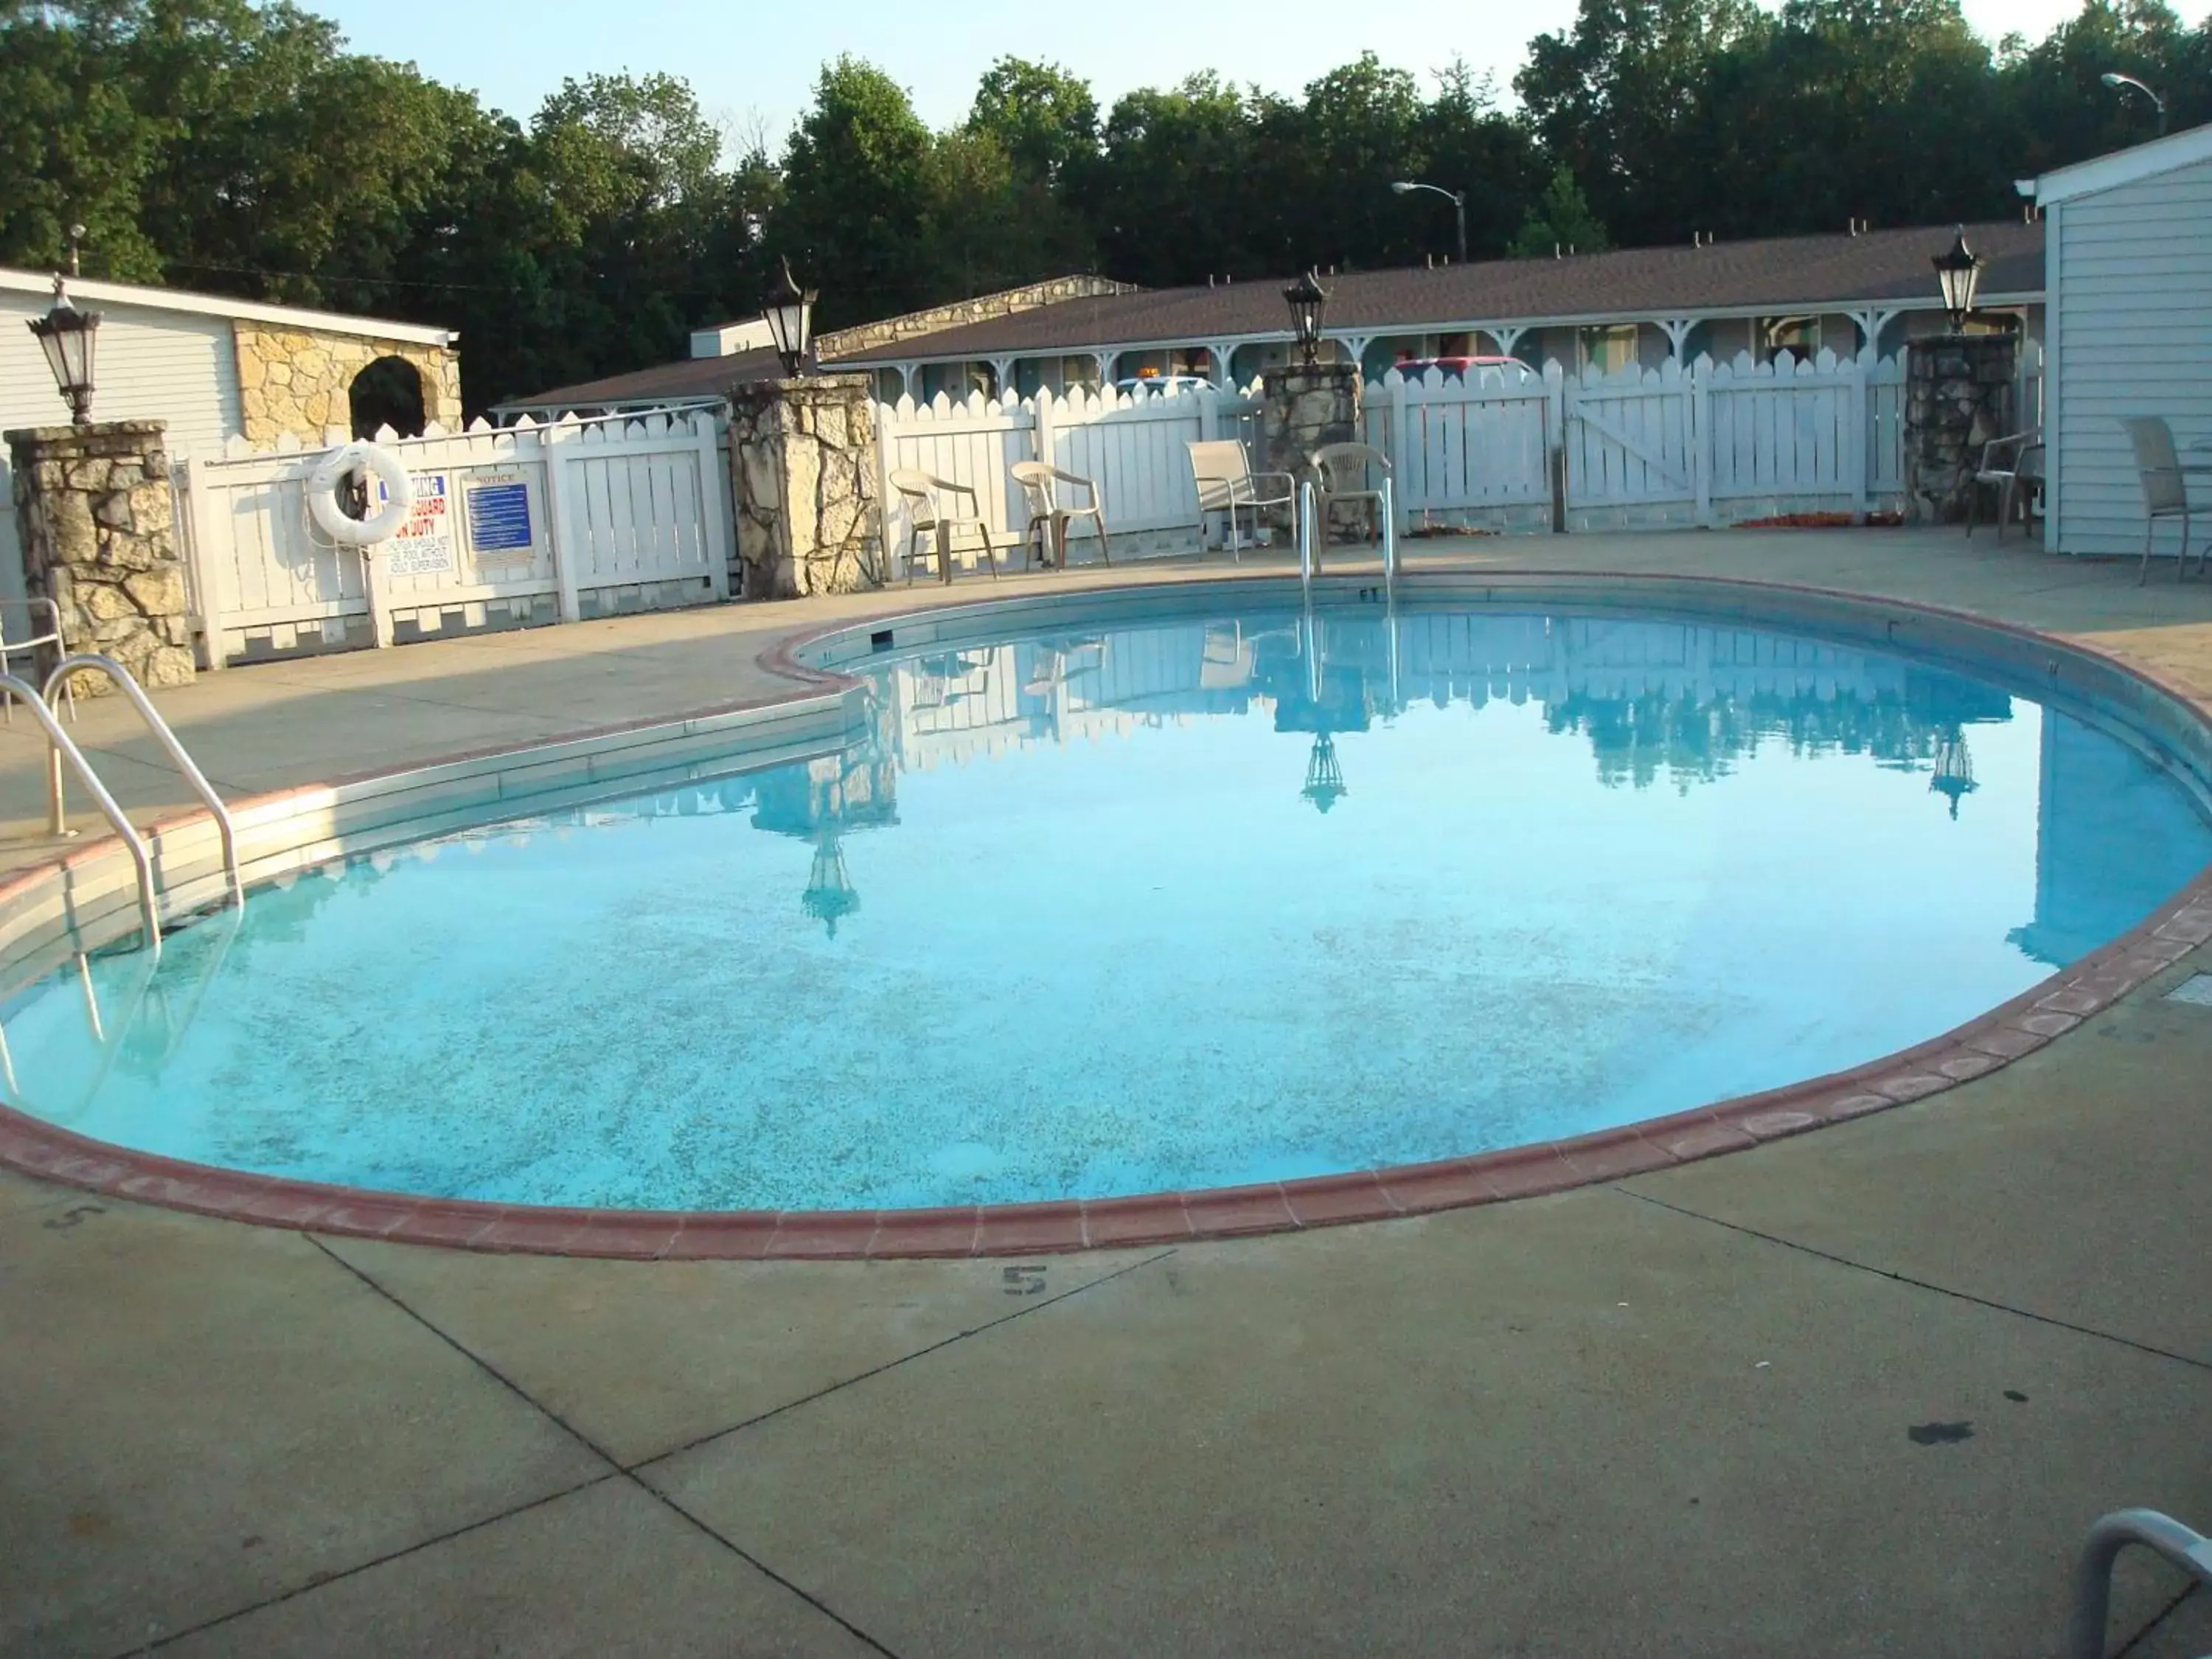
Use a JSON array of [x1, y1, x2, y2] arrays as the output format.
[[173, 411, 731, 664], [875, 383, 1263, 575], [1366, 350, 1909, 532]]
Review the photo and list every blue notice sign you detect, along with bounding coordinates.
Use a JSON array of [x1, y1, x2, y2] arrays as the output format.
[[466, 476, 534, 554]]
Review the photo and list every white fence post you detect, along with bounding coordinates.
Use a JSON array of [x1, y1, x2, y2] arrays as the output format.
[[692, 409, 732, 602], [1848, 352, 1871, 524], [543, 417, 584, 625], [1691, 358, 1714, 526], [178, 454, 228, 671], [1387, 371, 1411, 537]]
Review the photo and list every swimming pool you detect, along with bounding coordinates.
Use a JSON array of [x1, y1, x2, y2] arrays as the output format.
[[4, 580, 2208, 1225]]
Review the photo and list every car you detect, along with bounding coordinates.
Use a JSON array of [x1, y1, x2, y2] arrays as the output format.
[[1386, 355, 1537, 381]]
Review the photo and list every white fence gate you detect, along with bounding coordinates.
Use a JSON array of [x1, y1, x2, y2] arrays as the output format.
[[175, 411, 731, 664], [875, 384, 1263, 576], [1366, 351, 1917, 532]]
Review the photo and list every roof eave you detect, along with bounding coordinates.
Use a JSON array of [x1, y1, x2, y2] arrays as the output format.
[[2036, 122, 2212, 206], [832, 291, 2045, 370], [0, 265, 457, 346]]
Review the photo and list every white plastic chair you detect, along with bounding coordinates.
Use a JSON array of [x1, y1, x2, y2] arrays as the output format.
[[1009, 462, 1110, 571], [0, 597, 72, 723], [1186, 440, 1296, 560], [1310, 442, 1394, 554], [2121, 417, 2212, 585], [887, 468, 998, 585]]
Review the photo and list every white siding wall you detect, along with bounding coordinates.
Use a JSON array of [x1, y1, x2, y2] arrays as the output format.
[[0, 294, 242, 604], [2049, 156, 2212, 556]]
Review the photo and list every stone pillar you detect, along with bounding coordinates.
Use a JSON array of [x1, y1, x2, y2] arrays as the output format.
[[729, 375, 883, 599], [1905, 334, 2016, 524], [4, 420, 195, 691], [1261, 361, 1363, 536]]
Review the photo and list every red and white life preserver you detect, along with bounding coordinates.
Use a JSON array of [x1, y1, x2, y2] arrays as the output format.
[[306, 442, 412, 547]]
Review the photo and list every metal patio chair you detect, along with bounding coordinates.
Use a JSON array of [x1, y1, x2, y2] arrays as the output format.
[[888, 467, 998, 585], [1009, 462, 1110, 571], [1186, 439, 1297, 561], [1964, 428, 2043, 540], [2122, 416, 2212, 585], [1309, 442, 1394, 554]]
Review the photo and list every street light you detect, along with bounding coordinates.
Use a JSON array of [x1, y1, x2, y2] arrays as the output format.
[[27, 275, 98, 427], [1283, 268, 1329, 368], [762, 257, 816, 378], [1391, 179, 1468, 265], [2101, 72, 2168, 136], [1931, 228, 1983, 334]]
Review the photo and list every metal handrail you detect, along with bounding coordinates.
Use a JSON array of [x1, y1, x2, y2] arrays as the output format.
[[44, 654, 243, 908], [0, 673, 161, 958], [2067, 1508, 2212, 1659]]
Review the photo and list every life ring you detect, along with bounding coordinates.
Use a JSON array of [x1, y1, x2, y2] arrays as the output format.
[[307, 442, 412, 547]]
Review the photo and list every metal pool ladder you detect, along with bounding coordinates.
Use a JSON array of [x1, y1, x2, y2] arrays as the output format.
[[2067, 1508, 2212, 1659], [0, 653, 246, 960]]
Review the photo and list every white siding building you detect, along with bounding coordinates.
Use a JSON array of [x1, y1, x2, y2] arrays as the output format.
[[0, 269, 457, 601], [2036, 124, 2212, 559]]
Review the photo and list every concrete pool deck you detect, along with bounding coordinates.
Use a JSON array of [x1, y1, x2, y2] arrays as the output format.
[[6, 526, 2212, 1656]]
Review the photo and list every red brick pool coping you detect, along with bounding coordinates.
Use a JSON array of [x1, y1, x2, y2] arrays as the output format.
[[0, 567, 2207, 1259]]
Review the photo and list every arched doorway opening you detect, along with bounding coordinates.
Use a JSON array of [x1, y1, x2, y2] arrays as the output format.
[[349, 356, 427, 439]]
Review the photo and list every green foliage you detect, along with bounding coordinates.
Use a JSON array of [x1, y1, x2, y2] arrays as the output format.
[[4, 0, 2209, 414], [1509, 168, 1614, 258]]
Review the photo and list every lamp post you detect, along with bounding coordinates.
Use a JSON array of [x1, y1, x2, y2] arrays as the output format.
[[27, 276, 99, 427], [1283, 268, 1329, 368], [2101, 72, 2168, 136], [1931, 228, 1983, 334], [762, 257, 816, 378], [1390, 180, 1467, 265]]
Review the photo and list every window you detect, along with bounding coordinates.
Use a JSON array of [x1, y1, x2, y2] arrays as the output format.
[[1577, 325, 1639, 375], [1759, 316, 1820, 362]]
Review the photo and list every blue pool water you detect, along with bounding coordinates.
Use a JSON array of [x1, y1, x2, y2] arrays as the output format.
[[6, 602, 2209, 1211]]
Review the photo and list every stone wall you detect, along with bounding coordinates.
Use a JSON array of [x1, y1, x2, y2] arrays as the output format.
[[231, 322, 462, 445], [730, 375, 882, 599], [1904, 334, 2016, 524], [1262, 361, 1363, 533], [818, 275, 1140, 364], [4, 420, 196, 691]]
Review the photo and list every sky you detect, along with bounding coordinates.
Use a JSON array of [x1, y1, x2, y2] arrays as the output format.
[[319, 0, 2091, 150]]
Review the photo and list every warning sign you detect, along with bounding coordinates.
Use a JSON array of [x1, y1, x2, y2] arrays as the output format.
[[381, 472, 455, 577]]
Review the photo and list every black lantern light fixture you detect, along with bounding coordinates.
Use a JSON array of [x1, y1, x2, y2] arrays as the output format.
[[1930, 726, 1977, 820], [1301, 732, 1347, 813], [802, 828, 859, 937], [1931, 228, 1983, 335], [28, 275, 99, 427], [1284, 268, 1329, 368], [762, 257, 816, 378]]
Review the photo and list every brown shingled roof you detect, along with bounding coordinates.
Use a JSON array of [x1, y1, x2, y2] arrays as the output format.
[[500, 346, 785, 411], [824, 221, 2044, 365]]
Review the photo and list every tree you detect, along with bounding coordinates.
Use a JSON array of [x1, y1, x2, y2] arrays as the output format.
[[771, 57, 934, 327], [1086, 74, 1262, 286], [967, 57, 1098, 187], [1509, 168, 1612, 257]]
